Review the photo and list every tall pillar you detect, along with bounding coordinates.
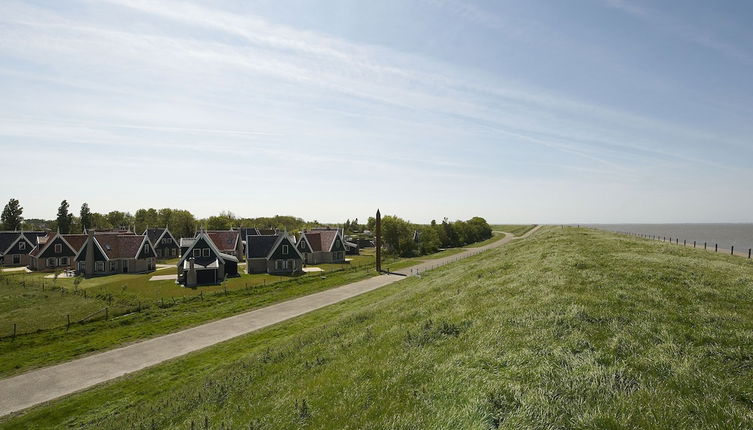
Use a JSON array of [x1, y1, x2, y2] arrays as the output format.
[[376, 209, 382, 273]]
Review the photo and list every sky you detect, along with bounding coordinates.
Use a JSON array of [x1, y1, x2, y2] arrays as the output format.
[[1, 0, 752, 224]]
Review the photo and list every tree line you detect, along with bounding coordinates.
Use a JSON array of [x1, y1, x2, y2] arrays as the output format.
[[366, 215, 492, 257], [1, 198, 325, 239], [2, 198, 491, 255]]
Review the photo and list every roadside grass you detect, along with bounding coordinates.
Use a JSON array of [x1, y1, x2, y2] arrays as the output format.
[[6, 226, 753, 428], [491, 224, 537, 236], [0, 257, 414, 377]]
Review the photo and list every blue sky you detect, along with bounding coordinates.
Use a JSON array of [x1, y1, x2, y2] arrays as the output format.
[[1, 0, 752, 223]]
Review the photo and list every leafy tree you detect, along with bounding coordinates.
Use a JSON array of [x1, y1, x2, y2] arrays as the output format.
[[134, 208, 159, 233], [381, 215, 416, 257], [56, 200, 73, 234], [1, 198, 23, 230], [366, 217, 376, 232], [79, 203, 92, 231], [106, 211, 133, 230], [418, 225, 441, 255], [90, 213, 112, 230]]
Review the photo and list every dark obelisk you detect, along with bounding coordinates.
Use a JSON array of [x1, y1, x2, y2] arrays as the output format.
[[375, 209, 382, 273]]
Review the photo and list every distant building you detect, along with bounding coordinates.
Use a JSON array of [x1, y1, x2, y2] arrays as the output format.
[[74, 231, 157, 277], [143, 227, 179, 259], [246, 233, 303, 275], [297, 228, 347, 265], [0, 231, 46, 267], [177, 232, 239, 287]]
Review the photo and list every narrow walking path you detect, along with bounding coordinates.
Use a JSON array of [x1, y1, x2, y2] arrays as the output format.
[[0, 226, 541, 417]]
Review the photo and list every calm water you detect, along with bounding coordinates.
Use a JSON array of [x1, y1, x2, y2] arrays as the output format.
[[588, 224, 753, 252]]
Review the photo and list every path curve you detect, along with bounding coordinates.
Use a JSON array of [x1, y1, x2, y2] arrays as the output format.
[[0, 225, 542, 417]]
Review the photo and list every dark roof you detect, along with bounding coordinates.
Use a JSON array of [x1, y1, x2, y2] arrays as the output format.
[[0, 232, 20, 254], [144, 228, 166, 243], [206, 231, 240, 252], [246, 235, 279, 258]]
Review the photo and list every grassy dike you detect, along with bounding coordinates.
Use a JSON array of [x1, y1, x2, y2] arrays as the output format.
[[4, 226, 753, 429]]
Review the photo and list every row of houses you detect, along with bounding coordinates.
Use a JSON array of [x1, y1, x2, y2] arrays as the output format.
[[177, 227, 353, 287], [1, 226, 359, 287]]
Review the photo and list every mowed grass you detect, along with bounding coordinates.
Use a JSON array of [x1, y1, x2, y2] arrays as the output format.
[[0, 255, 416, 377], [5, 226, 753, 429], [491, 224, 537, 236]]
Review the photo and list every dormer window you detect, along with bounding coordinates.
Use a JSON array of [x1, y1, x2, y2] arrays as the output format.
[[282, 245, 289, 254], [19, 242, 25, 251], [193, 249, 201, 257], [203, 248, 210, 257], [144, 244, 150, 253], [54, 244, 62, 253]]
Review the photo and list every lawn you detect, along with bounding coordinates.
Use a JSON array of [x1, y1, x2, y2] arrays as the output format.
[[491, 224, 537, 236], [5, 226, 753, 428]]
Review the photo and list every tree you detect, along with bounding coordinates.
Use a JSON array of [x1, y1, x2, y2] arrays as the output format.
[[1, 198, 23, 230], [381, 215, 416, 257], [56, 200, 73, 234], [106, 211, 133, 230], [80, 203, 92, 231]]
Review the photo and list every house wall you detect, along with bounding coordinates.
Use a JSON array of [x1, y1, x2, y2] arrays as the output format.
[[304, 251, 346, 265], [1, 253, 32, 267], [247, 258, 267, 274], [77, 257, 156, 277], [267, 258, 302, 275]]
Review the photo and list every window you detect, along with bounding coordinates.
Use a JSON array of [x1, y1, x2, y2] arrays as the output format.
[[95, 261, 104, 272], [144, 244, 150, 253], [202, 248, 210, 257], [47, 257, 56, 267], [19, 242, 26, 251], [60, 257, 69, 266], [275, 260, 283, 270], [282, 245, 289, 255], [193, 249, 201, 257], [110, 261, 117, 271], [12, 255, 20, 264], [171, 248, 176, 256], [288, 259, 295, 269], [54, 244, 62, 253]]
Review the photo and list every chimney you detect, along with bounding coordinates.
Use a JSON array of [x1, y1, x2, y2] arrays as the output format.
[[85, 229, 95, 277]]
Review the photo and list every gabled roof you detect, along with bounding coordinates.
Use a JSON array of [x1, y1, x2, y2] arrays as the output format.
[[177, 232, 237, 267], [300, 229, 341, 252], [144, 227, 176, 246], [246, 235, 279, 259], [28, 232, 85, 257], [0, 231, 47, 255], [0, 232, 21, 255], [206, 230, 240, 253], [98, 235, 147, 259], [246, 234, 302, 260]]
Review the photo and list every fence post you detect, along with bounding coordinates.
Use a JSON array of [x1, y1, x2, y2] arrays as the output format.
[[67, 314, 70, 330], [715, 244, 718, 252], [731, 246, 734, 255], [694, 241, 696, 248], [749, 249, 751, 259]]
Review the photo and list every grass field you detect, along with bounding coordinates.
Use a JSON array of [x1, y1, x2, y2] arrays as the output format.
[[0, 253, 417, 377], [491, 224, 537, 236], [5, 226, 753, 428]]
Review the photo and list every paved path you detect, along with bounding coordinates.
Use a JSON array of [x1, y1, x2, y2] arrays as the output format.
[[0, 226, 541, 417], [149, 274, 178, 281]]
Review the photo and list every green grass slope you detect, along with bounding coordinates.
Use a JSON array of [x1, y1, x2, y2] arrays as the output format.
[[4, 226, 753, 429]]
